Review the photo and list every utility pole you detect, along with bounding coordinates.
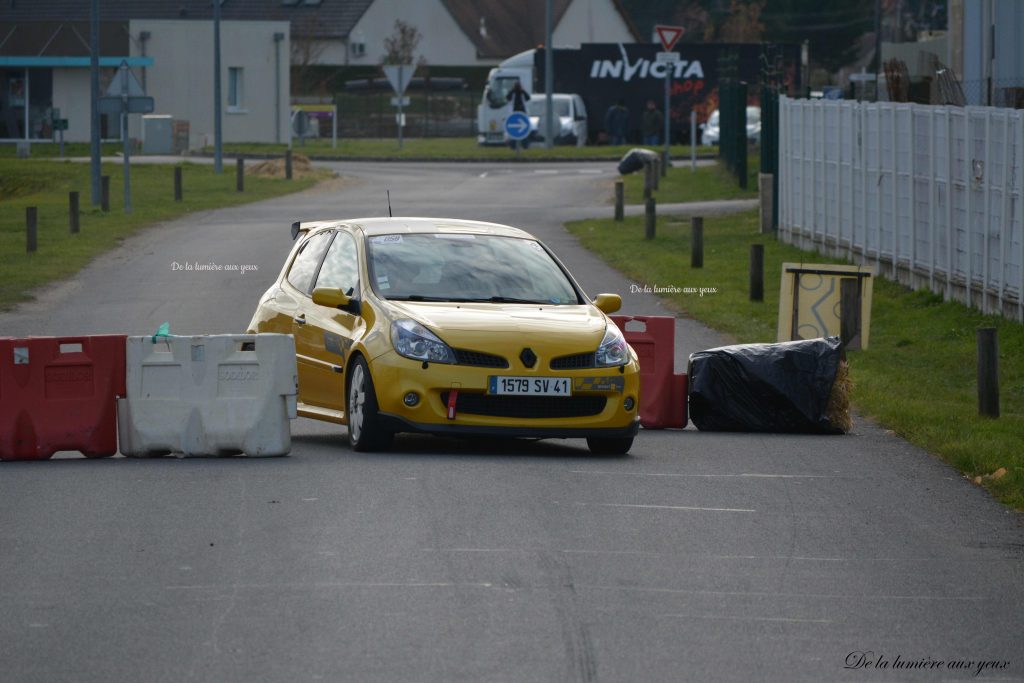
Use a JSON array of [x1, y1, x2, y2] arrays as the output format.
[[90, 0, 101, 205], [544, 0, 554, 149], [213, 0, 223, 173]]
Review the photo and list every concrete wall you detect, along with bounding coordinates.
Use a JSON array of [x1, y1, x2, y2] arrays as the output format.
[[553, 0, 635, 47], [129, 19, 290, 149], [346, 0, 479, 67], [52, 68, 92, 143]]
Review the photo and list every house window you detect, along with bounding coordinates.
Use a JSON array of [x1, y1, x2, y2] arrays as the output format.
[[228, 67, 243, 110], [351, 42, 365, 58]]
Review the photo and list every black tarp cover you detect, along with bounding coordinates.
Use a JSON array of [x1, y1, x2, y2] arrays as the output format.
[[687, 337, 843, 434]]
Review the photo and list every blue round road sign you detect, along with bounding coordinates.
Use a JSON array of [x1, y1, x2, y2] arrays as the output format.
[[504, 112, 531, 141]]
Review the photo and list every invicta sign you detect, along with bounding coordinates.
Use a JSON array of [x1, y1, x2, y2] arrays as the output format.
[[588, 46, 704, 82]]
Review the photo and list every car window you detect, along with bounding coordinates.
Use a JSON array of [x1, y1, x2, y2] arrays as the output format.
[[286, 231, 332, 294], [314, 231, 359, 296], [526, 97, 571, 118], [367, 233, 581, 305]]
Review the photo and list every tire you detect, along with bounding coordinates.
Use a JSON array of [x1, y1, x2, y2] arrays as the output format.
[[346, 357, 393, 452], [586, 436, 633, 455]]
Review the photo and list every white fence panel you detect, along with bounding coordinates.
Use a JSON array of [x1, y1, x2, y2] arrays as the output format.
[[779, 97, 1024, 321], [118, 334, 298, 457]]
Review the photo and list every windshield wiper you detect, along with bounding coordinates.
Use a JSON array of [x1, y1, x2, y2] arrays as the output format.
[[463, 296, 554, 305], [388, 295, 452, 302]]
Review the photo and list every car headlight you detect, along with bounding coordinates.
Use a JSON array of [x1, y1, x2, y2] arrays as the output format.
[[595, 322, 629, 367], [391, 319, 455, 364]]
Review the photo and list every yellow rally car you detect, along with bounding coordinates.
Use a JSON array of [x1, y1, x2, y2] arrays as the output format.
[[247, 217, 640, 454]]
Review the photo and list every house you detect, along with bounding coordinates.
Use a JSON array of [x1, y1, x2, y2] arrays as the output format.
[[0, 0, 639, 145]]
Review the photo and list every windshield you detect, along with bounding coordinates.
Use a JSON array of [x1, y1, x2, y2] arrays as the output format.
[[367, 233, 581, 305], [487, 76, 520, 108], [526, 97, 571, 118]]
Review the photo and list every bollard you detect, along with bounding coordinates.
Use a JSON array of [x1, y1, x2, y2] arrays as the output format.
[[691, 216, 704, 268], [69, 191, 79, 234], [645, 198, 656, 240], [749, 244, 764, 301], [285, 149, 293, 180], [652, 158, 660, 191], [977, 327, 1000, 418], [236, 158, 244, 192], [643, 160, 652, 199], [26, 207, 37, 253], [614, 181, 624, 221], [174, 166, 183, 202], [101, 175, 110, 212], [759, 173, 774, 233], [839, 278, 862, 350]]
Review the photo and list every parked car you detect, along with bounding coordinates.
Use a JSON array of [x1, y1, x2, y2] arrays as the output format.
[[701, 106, 761, 145], [248, 217, 640, 454], [525, 94, 588, 146]]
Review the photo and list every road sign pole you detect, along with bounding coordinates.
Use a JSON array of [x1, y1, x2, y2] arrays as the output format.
[[663, 60, 671, 168], [397, 65, 404, 151]]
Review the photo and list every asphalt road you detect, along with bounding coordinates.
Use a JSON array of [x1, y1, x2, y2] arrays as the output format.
[[1, 161, 1022, 683]]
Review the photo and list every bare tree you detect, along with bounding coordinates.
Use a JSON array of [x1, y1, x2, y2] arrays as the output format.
[[381, 19, 424, 65], [291, 15, 327, 94]]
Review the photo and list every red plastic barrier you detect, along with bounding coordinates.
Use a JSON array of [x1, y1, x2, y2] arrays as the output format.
[[611, 315, 688, 429], [0, 336, 126, 460]]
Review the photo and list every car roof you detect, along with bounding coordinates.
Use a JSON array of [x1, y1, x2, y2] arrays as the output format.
[[307, 217, 535, 240]]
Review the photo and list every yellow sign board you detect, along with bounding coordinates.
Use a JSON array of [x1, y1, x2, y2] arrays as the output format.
[[776, 263, 874, 349]]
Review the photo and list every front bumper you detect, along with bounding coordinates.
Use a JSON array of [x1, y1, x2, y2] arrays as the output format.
[[369, 350, 640, 436], [377, 413, 639, 440]]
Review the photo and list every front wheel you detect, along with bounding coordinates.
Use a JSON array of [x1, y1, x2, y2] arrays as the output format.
[[346, 357, 393, 452], [586, 436, 633, 455]]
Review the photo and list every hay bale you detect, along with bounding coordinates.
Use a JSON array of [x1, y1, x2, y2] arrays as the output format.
[[245, 154, 314, 178], [826, 360, 853, 433]]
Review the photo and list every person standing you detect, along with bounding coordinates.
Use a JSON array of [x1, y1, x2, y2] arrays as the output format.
[[641, 99, 663, 146], [604, 98, 629, 145], [506, 80, 530, 112]]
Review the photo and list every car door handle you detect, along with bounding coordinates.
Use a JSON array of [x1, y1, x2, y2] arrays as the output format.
[[294, 314, 306, 325]]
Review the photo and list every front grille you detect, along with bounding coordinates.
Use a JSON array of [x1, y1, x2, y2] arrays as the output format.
[[453, 349, 509, 368], [550, 352, 596, 370], [440, 392, 606, 419]]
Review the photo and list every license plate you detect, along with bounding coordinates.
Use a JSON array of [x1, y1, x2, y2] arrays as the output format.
[[488, 376, 572, 396]]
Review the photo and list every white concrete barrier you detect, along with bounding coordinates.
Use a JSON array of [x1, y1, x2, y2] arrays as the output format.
[[118, 334, 298, 457]]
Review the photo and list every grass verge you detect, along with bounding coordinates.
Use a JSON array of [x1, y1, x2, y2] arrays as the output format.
[[621, 153, 760, 204], [200, 138, 713, 161], [567, 210, 1024, 510], [0, 159, 329, 309]]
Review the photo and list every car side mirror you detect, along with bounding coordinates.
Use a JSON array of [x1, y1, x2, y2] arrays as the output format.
[[593, 293, 621, 314], [312, 287, 361, 315]]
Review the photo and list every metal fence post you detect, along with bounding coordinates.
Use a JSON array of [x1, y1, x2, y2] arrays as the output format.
[[977, 327, 1000, 417], [26, 207, 37, 253], [236, 158, 244, 192], [749, 243, 764, 301], [69, 191, 80, 234], [285, 149, 293, 180], [174, 166, 183, 201], [645, 198, 656, 240], [691, 216, 704, 268], [614, 181, 624, 221], [101, 175, 110, 212]]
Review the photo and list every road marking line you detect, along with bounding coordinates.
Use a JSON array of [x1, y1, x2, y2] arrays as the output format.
[[579, 585, 991, 601], [478, 172, 488, 178], [533, 169, 559, 174], [577, 502, 756, 513], [165, 581, 495, 590], [578, 169, 603, 174], [570, 470, 834, 479], [657, 614, 833, 624]]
